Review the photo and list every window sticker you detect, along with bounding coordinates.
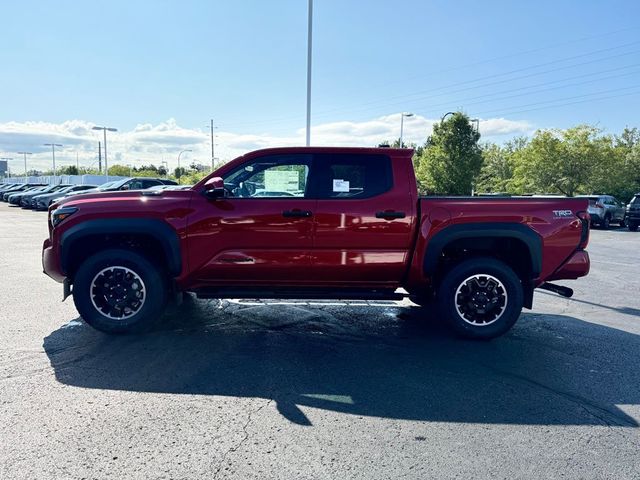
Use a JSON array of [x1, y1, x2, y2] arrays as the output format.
[[264, 170, 300, 192], [333, 179, 350, 192]]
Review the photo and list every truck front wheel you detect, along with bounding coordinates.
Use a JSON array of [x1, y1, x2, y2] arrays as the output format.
[[72, 249, 168, 334], [437, 257, 523, 340]]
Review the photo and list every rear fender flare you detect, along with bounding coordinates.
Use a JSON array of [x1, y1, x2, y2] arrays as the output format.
[[423, 222, 543, 278]]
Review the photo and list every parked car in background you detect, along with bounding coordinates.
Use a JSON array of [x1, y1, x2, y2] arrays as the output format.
[[626, 193, 640, 231], [0, 183, 20, 193], [4, 185, 47, 203], [34, 184, 98, 210], [63, 178, 178, 199], [1, 184, 45, 201], [62, 181, 120, 199], [577, 194, 626, 229], [21, 184, 71, 208]]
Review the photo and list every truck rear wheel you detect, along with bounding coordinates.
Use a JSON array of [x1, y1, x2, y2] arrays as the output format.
[[72, 249, 168, 334], [437, 257, 523, 340]]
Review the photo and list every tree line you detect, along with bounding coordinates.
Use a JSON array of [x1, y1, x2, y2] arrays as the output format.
[[406, 112, 640, 202]]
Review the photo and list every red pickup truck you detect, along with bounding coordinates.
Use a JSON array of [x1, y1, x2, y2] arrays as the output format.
[[42, 147, 590, 339]]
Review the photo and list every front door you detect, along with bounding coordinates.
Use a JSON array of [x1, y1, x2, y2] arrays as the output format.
[[187, 154, 315, 285]]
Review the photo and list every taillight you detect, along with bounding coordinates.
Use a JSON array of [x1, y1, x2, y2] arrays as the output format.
[[576, 211, 590, 248]]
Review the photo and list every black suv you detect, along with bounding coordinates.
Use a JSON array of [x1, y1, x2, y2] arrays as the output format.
[[626, 194, 640, 231]]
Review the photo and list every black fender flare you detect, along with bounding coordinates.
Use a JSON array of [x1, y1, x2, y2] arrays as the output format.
[[60, 218, 182, 276], [423, 222, 542, 278]]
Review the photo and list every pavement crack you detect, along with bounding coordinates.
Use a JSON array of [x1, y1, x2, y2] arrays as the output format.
[[212, 397, 272, 478]]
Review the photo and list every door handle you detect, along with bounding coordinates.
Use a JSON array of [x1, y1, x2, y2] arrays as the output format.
[[376, 210, 406, 219], [282, 209, 313, 218]]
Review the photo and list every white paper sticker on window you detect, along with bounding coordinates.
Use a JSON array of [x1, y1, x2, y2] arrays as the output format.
[[333, 179, 350, 192]]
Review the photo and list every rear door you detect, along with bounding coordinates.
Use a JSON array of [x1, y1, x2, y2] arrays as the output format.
[[308, 153, 415, 285]]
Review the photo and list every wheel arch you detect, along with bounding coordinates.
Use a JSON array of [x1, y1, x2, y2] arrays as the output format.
[[423, 223, 542, 309], [60, 218, 182, 279]]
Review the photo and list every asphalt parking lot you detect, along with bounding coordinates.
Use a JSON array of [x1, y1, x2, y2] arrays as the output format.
[[1, 202, 639, 479]]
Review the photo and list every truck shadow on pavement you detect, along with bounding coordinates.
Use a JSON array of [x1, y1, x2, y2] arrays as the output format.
[[43, 297, 640, 428]]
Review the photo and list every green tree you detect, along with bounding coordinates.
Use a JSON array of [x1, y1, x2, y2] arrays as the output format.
[[415, 112, 482, 195], [476, 138, 528, 194], [511, 125, 609, 196]]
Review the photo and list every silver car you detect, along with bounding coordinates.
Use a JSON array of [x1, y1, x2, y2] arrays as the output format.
[[577, 194, 626, 229], [33, 184, 99, 210]]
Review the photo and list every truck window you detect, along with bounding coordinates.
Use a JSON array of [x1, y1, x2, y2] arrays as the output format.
[[223, 154, 311, 198], [310, 154, 392, 199]]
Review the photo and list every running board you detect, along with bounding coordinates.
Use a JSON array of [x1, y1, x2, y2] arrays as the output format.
[[194, 287, 406, 301], [538, 282, 574, 298]]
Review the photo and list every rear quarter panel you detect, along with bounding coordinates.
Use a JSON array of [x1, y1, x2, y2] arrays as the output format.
[[406, 197, 588, 288]]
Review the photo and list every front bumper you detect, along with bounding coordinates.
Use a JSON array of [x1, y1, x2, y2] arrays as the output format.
[[547, 250, 590, 281], [42, 238, 65, 283]]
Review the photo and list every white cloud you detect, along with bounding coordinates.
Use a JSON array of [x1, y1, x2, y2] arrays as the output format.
[[0, 115, 533, 173]]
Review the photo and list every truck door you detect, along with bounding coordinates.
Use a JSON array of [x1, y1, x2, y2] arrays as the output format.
[[308, 153, 415, 285], [187, 154, 315, 284]]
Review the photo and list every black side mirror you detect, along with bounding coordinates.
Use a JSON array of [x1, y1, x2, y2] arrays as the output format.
[[203, 176, 225, 199]]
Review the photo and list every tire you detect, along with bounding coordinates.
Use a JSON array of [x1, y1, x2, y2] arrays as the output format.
[[437, 257, 524, 340], [73, 248, 168, 334], [629, 222, 639, 232], [602, 215, 610, 229]]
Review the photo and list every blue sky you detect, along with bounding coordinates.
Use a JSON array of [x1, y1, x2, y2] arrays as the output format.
[[1, 0, 639, 170]]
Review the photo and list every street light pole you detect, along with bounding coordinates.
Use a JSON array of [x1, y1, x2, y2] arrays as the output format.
[[210, 119, 215, 171], [17, 152, 32, 177], [399, 113, 414, 148], [305, 0, 313, 146], [441, 111, 455, 123], [43, 143, 62, 179], [92, 125, 117, 180], [177, 149, 192, 184]]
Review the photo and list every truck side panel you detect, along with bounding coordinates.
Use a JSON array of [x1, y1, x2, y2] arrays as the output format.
[[405, 197, 588, 290]]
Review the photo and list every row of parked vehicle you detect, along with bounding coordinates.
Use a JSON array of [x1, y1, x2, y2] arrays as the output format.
[[0, 177, 187, 211], [582, 194, 640, 231]]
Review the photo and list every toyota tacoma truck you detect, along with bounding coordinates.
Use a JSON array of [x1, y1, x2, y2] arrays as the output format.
[[42, 147, 591, 339]]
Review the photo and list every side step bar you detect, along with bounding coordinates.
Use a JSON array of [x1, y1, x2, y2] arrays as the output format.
[[538, 282, 574, 298], [195, 287, 406, 301]]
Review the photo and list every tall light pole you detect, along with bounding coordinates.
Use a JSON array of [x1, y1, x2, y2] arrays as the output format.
[[210, 119, 215, 171], [177, 149, 192, 184], [399, 113, 414, 148], [441, 111, 455, 123], [305, 0, 313, 146], [92, 125, 117, 179], [44, 143, 62, 179], [17, 152, 32, 178]]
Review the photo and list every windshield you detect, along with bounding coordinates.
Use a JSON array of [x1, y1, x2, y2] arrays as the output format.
[[631, 195, 640, 205], [102, 179, 130, 190]]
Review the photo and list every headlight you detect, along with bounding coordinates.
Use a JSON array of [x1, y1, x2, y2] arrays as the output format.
[[50, 206, 78, 227]]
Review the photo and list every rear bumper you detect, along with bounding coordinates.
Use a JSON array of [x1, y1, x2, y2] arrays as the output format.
[[546, 250, 590, 281], [42, 238, 65, 283]]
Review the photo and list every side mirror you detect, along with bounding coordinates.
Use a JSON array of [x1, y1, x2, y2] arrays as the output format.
[[203, 176, 225, 199], [120, 184, 130, 190]]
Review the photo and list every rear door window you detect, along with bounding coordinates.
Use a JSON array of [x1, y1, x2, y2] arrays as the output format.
[[310, 154, 393, 199]]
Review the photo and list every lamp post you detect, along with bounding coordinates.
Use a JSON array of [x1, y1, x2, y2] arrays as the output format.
[[43, 143, 62, 179], [17, 152, 32, 178], [399, 113, 414, 148], [471, 118, 480, 133], [441, 111, 455, 123], [92, 125, 117, 180], [177, 149, 192, 184], [305, 0, 313, 146]]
